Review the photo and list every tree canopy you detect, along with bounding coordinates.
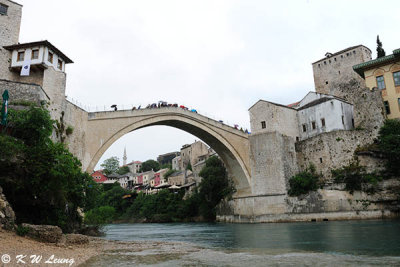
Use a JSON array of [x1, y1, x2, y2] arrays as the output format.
[[376, 35, 386, 58], [101, 156, 120, 175], [117, 165, 130, 175], [140, 159, 160, 172]]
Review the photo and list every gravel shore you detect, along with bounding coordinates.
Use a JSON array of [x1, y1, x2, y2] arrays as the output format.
[[0, 229, 100, 266]]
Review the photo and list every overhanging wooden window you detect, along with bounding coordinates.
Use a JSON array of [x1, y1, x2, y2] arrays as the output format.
[[48, 51, 53, 63], [32, 49, 39, 60], [17, 51, 24, 62]]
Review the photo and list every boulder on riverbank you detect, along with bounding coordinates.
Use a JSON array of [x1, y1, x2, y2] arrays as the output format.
[[65, 234, 89, 245], [21, 223, 63, 243], [0, 186, 16, 230]]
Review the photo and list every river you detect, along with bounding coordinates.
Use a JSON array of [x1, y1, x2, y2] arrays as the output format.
[[82, 219, 400, 266]]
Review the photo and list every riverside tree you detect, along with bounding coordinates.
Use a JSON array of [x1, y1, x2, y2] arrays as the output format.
[[197, 156, 234, 220], [0, 105, 98, 232]]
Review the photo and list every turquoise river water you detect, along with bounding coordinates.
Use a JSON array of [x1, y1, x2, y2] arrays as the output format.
[[83, 219, 400, 266]]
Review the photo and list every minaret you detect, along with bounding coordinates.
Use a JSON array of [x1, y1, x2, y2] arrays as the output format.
[[123, 147, 127, 165]]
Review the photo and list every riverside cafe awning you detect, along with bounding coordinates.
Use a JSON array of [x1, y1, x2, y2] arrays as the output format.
[[168, 185, 181, 193], [154, 183, 171, 189]]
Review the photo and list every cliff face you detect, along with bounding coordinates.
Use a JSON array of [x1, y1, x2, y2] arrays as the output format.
[[0, 186, 16, 230]]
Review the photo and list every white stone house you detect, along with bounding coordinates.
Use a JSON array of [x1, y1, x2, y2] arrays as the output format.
[[4, 40, 73, 73], [126, 161, 142, 174], [172, 156, 182, 171], [249, 91, 354, 141]]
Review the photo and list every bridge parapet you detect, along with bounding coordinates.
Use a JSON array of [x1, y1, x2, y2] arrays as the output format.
[[88, 107, 249, 138]]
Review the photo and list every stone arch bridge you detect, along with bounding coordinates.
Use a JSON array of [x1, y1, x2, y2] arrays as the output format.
[[82, 107, 252, 196]]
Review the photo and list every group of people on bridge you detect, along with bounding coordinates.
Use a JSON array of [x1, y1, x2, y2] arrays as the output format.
[[110, 101, 250, 134]]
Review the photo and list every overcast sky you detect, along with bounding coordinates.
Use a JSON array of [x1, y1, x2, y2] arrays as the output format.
[[16, 0, 399, 168]]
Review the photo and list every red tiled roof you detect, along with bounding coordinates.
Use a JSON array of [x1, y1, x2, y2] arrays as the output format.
[[287, 101, 300, 108]]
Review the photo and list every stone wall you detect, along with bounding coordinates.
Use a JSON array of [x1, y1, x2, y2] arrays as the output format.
[[333, 78, 386, 134], [249, 131, 298, 195], [42, 67, 67, 119], [0, 79, 49, 105], [61, 100, 88, 163], [295, 130, 378, 183], [217, 180, 399, 223]]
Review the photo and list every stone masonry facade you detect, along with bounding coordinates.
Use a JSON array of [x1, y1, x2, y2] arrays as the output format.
[[312, 45, 372, 95]]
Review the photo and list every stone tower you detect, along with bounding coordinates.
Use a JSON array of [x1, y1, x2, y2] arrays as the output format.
[[312, 45, 372, 96], [123, 147, 127, 166], [0, 0, 22, 80]]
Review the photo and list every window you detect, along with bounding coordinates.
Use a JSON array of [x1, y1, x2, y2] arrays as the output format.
[[31, 49, 39, 60], [57, 59, 63, 70], [302, 124, 307, 132], [334, 58, 336, 62], [325, 81, 328, 85], [393, 71, 400, 86], [261, 121, 266, 129], [321, 118, 325, 127], [398, 98, 400, 110], [0, 3, 8, 15], [384, 101, 391, 114], [17, 51, 24, 62], [312, 121, 316, 130], [376, 76, 385, 89], [319, 158, 323, 163], [48, 51, 53, 63], [341, 55, 343, 58]]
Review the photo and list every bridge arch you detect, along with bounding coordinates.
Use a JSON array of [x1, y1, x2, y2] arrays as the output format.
[[84, 109, 251, 196]]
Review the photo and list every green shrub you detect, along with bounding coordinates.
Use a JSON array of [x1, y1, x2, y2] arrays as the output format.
[[288, 164, 319, 196], [16, 225, 30, 236], [9, 100, 37, 107], [84, 206, 116, 225], [163, 169, 176, 179], [65, 126, 74, 136], [332, 160, 382, 194], [378, 119, 400, 176]]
